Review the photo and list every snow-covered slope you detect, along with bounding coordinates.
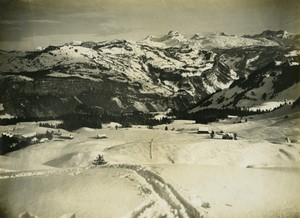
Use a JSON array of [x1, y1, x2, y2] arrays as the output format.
[[1, 112, 300, 217], [190, 61, 300, 112], [141, 30, 188, 48], [244, 30, 300, 48], [0, 30, 299, 118], [190, 32, 279, 49]]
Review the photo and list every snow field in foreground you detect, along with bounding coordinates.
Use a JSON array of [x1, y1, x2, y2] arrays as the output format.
[[0, 111, 300, 217]]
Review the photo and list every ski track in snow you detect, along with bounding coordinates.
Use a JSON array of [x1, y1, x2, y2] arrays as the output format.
[[104, 164, 206, 218], [0, 164, 207, 218]]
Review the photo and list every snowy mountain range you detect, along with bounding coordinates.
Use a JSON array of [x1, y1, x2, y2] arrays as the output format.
[[0, 30, 299, 118]]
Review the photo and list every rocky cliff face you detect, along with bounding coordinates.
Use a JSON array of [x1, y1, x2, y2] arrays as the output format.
[[0, 30, 299, 118], [190, 57, 300, 113]]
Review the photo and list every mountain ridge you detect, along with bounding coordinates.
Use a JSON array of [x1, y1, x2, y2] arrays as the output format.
[[0, 30, 299, 118]]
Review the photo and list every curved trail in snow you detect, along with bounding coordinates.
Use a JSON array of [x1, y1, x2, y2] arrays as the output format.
[[104, 164, 206, 218], [0, 164, 207, 217]]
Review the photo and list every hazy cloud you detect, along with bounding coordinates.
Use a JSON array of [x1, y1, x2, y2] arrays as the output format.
[[0, 20, 21, 25], [27, 19, 61, 23], [0, 0, 299, 50]]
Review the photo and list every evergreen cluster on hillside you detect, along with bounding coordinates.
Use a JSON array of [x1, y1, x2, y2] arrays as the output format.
[[173, 104, 290, 124]]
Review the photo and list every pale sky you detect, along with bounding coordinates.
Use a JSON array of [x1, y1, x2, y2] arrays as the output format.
[[0, 0, 299, 50]]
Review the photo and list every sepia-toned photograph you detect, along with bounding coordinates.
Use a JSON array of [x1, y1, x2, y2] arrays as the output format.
[[0, 0, 299, 217]]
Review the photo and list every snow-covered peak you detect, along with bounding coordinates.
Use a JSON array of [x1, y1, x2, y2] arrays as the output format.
[[144, 35, 155, 41], [245, 30, 297, 42], [259, 30, 291, 38], [164, 30, 187, 41], [35, 46, 44, 51], [209, 32, 228, 36], [165, 30, 180, 38], [190, 33, 279, 49], [141, 31, 187, 48], [191, 33, 205, 40], [281, 31, 292, 39], [65, 40, 83, 46]]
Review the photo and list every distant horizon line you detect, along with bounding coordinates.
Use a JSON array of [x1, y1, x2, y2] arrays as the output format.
[[0, 29, 298, 52]]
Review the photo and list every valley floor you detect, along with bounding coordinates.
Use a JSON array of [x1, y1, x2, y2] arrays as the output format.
[[0, 108, 300, 218]]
